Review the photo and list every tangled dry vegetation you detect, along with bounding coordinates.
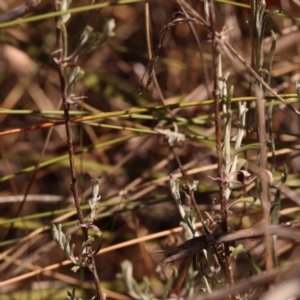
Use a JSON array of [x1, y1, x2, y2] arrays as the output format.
[[1, 0, 300, 299]]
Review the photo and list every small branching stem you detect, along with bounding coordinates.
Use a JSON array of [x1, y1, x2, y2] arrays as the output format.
[[52, 2, 104, 299], [206, 0, 235, 291], [256, 89, 273, 273], [169, 145, 230, 290]]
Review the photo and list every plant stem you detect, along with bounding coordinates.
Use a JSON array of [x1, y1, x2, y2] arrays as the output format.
[[52, 2, 104, 299], [207, 0, 235, 291]]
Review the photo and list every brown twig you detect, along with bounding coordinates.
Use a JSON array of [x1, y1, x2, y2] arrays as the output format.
[[142, 17, 187, 92], [206, 0, 234, 288], [219, 39, 300, 116], [0, 0, 41, 23], [52, 2, 105, 299], [256, 89, 273, 273], [168, 256, 194, 296], [177, 0, 211, 98], [144, 2, 166, 105], [174, 0, 209, 28]]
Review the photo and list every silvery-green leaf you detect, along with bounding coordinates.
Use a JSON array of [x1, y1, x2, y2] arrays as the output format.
[[57, 0, 72, 23]]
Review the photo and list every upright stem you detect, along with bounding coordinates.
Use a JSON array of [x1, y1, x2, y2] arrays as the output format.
[[207, 0, 235, 289], [256, 89, 273, 273], [250, 0, 273, 274], [52, 2, 104, 299]]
